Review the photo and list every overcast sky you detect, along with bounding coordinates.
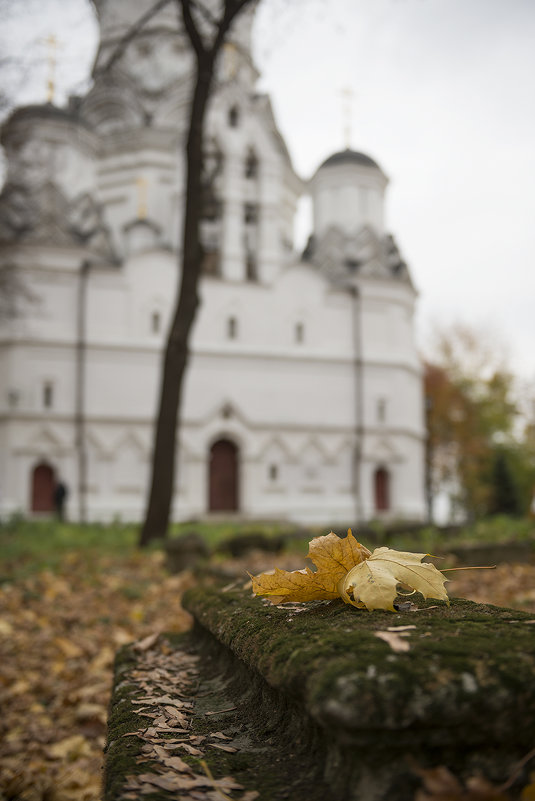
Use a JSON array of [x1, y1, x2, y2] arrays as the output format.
[[2, 0, 535, 380]]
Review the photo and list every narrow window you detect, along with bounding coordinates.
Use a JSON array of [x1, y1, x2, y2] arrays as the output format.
[[227, 316, 237, 339], [269, 464, 278, 481], [245, 150, 258, 179], [244, 203, 258, 224], [374, 467, 390, 512], [228, 106, 239, 127], [43, 381, 53, 409], [295, 322, 304, 343], [151, 311, 161, 333], [7, 390, 19, 408], [246, 254, 257, 282], [201, 249, 220, 276]]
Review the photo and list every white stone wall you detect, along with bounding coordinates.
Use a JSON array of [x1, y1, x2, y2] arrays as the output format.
[[0, 1, 426, 526]]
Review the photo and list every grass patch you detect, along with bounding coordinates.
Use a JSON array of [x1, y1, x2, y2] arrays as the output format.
[[0, 518, 140, 582], [386, 515, 535, 552], [2, 515, 533, 584]]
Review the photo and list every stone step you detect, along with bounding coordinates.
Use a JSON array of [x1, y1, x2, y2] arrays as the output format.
[[105, 587, 535, 800]]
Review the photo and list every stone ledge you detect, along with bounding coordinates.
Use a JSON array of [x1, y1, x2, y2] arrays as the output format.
[[104, 589, 535, 800], [182, 587, 535, 799]]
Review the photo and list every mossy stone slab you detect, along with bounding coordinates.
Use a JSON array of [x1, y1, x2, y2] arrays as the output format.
[[183, 587, 535, 798]]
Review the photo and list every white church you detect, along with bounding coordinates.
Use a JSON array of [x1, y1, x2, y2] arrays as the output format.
[[0, 0, 426, 525]]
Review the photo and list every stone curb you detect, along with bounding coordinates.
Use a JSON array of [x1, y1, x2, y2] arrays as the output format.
[[182, 587, 535, 800]]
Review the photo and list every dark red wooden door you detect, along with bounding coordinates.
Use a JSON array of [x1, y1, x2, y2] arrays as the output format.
[[31, 463, 56, 513], [374, 467, 390, 512], [209, 439, 239, 512]]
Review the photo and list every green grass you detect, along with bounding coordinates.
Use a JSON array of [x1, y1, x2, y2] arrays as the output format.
[[387, 515, 535, 553], [1, 515, 533, 584], [0, 518, 141, 582], [169, 519, 303, 549], [0, 517, 304, 582]]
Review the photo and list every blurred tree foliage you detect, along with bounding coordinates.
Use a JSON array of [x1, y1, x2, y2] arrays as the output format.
[[424, 323, 535, 521]]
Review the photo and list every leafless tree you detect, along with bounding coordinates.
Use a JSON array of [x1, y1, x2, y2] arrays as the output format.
[[139, 0, 256, 545], [97, 0, 257, 545]]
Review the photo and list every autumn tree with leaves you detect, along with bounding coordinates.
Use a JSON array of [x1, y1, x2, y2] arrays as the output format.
[[424, 323, 534, 521]]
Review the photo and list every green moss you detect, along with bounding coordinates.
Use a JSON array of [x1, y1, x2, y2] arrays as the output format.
[[183, 587, 535, 777], [105, 591, 535, 800]]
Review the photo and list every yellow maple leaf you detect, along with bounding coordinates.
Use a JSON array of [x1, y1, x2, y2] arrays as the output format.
[[251, 533, 449, 612], [340, 547, 449, 611], [250, 531, 371, 604]]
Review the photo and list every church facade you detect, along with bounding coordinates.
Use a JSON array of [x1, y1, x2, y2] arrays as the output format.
[[0, 0, 426, 525]]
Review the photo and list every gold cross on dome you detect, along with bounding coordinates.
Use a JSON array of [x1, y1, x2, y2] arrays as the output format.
[[41, 33, 59, 103]]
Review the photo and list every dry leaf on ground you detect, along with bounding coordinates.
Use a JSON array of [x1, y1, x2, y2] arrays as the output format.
[[415, 765, 509, 801]]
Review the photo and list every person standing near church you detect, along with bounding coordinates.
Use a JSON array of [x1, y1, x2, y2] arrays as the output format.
[[53, 480, 68, 521]]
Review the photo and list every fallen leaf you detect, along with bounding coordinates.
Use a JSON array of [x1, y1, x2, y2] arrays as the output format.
[[252, 532, 448, 612], [47, 735, 92, 761], [133, 632, 160, 651], [375, 630, 411, 653], [204, 707, 237, 716], [387, 625, 417, 632], [209, 743, 239, 753], [0, 618, 14, 636], [340, 547, 449, 612], [180, 742, 204, 756], [54, 636, 84, 659], [251, 531, 371, 603], [415, 765, 509, 801]]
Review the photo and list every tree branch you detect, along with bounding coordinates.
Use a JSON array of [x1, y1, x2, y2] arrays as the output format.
[[96, 0, 176, 75], [179, 0, 206, 56], [211, 0, 256, 56]]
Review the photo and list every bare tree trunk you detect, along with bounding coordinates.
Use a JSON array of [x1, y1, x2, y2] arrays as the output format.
[[140, 0, 254, 546], [140, 61, 211, 545]]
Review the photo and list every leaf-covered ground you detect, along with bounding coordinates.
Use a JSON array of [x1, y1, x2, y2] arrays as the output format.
[[0, 535, 534, 800], [0, 549, 194, 801]]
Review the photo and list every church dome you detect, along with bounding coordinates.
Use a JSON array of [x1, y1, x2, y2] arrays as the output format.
[[310, 148, 389, 239], [319, 148, 381, 171]]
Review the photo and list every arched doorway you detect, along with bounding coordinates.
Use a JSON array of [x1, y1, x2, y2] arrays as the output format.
[[31, 462, 56, 513], [209, 439, 239, 512], [374, 466, 390, 513]]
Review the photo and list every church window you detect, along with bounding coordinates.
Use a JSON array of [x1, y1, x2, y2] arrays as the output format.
[[151, 311, 161, 333], [295, 322, 304, 343], [228, 106, 239, 127], [245, 150, 258, 179], [201, 248, 221, 277], [7, 389, 19, 408], [43, 381, 53, 409], [269, 464, 278, 481], [377, 397, 387, 423], [201, 196, 222, 222], [227, 316, 238, 339], [246, 254, 257, 282], [201, 142, 223, 217], [374, 467, 390, 512], [244, 203, 258, 224]]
